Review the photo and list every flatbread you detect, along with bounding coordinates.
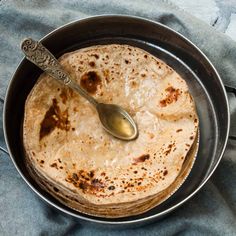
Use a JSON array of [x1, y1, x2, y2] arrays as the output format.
[[23, 44, 199, 217]]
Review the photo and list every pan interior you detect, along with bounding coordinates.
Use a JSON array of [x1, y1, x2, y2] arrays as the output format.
[[4, 16, 228, 224]]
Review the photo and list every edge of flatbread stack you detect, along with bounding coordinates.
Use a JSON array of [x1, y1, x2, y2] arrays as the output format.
[[23, 44, 199, 218]]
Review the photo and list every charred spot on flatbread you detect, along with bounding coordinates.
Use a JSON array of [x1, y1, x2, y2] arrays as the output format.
[[39, 99, 70, 140], [80, 71, 101, 93]]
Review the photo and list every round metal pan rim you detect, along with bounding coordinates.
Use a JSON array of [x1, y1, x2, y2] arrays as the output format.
[[3, 14, 230, 225]]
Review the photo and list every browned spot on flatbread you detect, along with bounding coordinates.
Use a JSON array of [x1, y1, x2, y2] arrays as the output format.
[[91, 178, 104, 189], [159, 86, 180, 107], [60, 90, 67, 104], [148, 132, 154, 139], [131, 81, 137, 88], [176, 129, 183, 133], [79, 182, 88, 190], [89, 61, 95, 67], [103, 69, 110, 83], [67, 87, 74, 98], [72, 173, 78, 181], [108, 186, 115, 190], [66, 170, 106, 194], [50, 163, 58, 169], [80, 71, 101, 93], [91, 54, 99, 59], [164, 144, 174, 156], [53, 187, 59, 192], [89, 170, 95, 178], [133, 154, 150, 163], [39, 99, 70, 140]]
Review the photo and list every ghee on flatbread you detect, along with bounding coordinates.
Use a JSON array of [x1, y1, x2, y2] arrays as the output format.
[[23, 44, 199, 217]]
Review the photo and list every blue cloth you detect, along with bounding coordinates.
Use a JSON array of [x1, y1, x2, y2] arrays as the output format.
[[0, 1, 236, 235]]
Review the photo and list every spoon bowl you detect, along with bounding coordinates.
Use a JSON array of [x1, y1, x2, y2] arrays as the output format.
[[97, 103, 138, 140]]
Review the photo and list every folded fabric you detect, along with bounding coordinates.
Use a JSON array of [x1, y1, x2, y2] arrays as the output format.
[[0, 0, 235, 235]]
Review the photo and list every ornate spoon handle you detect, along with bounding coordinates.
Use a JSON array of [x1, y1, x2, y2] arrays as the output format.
[[21, 38, 71, 85], [21, 38, 98, 106]]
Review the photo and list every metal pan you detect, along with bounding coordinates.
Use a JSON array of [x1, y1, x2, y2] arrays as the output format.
[[2, 15, 234, 226]]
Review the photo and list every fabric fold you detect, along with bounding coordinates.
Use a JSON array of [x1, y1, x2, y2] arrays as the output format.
[[0, 0, 235, 235]]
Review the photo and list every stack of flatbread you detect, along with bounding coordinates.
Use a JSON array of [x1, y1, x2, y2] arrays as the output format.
[[23, 44, 199, 217]]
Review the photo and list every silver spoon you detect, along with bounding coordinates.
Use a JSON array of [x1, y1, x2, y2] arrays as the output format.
[[21, 38, 138, 141]]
